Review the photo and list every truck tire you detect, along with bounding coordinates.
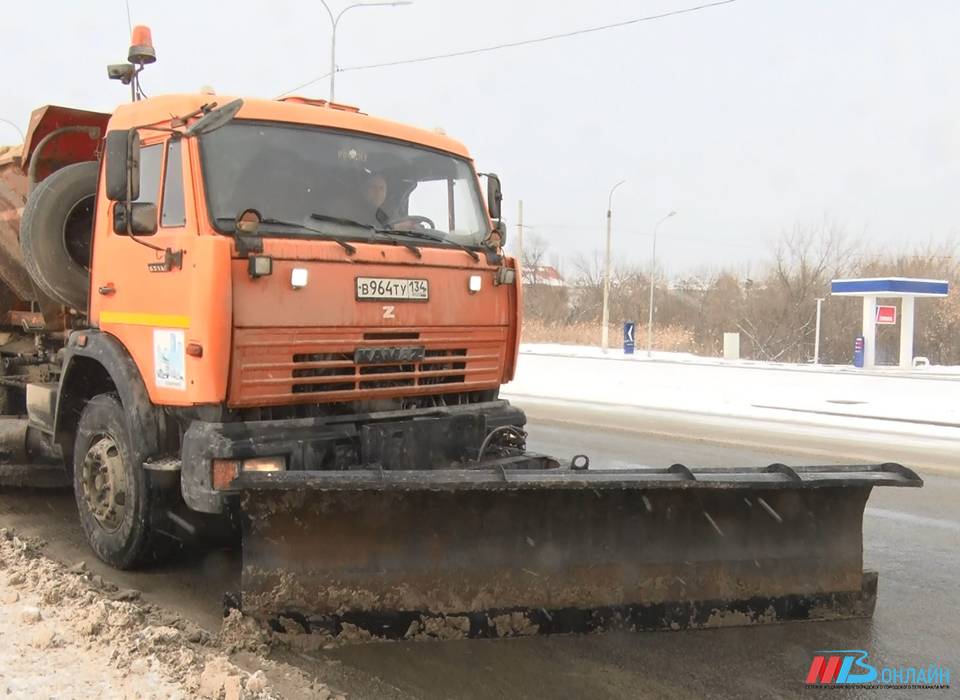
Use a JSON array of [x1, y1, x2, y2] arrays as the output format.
[[73, 393, 171, 569], [20, 161, 98, 310]]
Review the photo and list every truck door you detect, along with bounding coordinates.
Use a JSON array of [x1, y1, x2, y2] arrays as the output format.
[[90, 135, 231, 406]]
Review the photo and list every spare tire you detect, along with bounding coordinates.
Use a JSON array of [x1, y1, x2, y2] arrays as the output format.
[[20, 161, 98, 310]]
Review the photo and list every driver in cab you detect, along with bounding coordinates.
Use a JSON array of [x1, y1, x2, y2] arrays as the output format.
[[362, 173, 389, 227], [356, 172, 421, 232]]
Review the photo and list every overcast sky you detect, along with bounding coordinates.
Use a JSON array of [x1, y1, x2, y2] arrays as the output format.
[[5, 0, 959, 276]]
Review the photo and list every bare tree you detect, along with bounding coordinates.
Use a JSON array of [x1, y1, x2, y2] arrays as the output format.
[[738, 222, 857, 361], [519, 233, 568, 324], [521, 232, 549, 285]]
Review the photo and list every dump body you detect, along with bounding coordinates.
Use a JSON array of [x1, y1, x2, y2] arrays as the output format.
[[0, 106, 108, 315], [0, 146, 36, 315]]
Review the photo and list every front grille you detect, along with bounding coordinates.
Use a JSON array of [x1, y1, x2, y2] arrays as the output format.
[[358, 363, 416, 390], [291, 349, 468, 392], [421, 349, 468, 383], [230, 327, 505, 407], [291, 352, 355, 393]]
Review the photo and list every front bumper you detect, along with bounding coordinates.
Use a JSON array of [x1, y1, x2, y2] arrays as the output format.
[[180, 400, 528, 513]]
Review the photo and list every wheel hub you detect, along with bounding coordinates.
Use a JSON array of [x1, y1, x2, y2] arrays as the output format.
[[80, 436, 128, 532]]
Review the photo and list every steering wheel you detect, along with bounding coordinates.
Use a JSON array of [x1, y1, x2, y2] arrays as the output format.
[[389, 215, 436, 231]]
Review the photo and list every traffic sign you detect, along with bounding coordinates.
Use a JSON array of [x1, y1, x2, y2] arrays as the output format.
[[623, 322, 636, 354]]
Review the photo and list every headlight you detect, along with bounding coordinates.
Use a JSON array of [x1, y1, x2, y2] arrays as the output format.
[[241, 456, 287, 473], [212, 456, 286, 489]]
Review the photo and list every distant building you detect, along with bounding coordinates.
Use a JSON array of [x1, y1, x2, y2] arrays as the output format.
[[522, 265, 565, 287]]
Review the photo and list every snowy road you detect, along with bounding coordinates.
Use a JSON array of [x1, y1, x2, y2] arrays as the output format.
[[0, 419, 955, 698]]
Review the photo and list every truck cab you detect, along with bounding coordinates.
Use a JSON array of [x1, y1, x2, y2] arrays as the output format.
[[91, 94, 519, 413]]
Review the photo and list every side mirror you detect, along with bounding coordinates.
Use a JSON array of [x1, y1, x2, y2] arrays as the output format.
[[113, 202, 158, 235], [185, 99, 244, 137], [104, 129, 140, 201], [485, 173, 502, 221]]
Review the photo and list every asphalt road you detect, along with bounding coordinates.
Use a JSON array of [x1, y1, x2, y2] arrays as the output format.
[[0, 419, 955, 699]]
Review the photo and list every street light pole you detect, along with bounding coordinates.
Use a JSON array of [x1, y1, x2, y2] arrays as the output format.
[[517, 199, 524, 274], [601, 180, 626, 352], [814, 297, 824, 364], [320, 0, 412, 103], [646, 210, 676, 357]]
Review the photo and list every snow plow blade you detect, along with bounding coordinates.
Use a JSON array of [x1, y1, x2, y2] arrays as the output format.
[[237, 462, 920, 639]]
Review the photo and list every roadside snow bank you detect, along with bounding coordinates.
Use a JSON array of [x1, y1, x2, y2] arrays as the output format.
[[504, 344, 960, 471], [510, 344, 959, 425], [0, 528, 334, 699]]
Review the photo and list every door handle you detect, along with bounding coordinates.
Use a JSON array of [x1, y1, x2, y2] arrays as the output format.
[[98, 284, 116, 296]]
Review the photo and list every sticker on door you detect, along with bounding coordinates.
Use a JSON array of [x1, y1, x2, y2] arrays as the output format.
[[154, 329, 186, 390]]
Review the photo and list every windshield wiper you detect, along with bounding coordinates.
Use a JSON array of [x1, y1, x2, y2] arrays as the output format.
[[309, 212, 373, 230], [371, 230, 423, 258], [217, 216, 356, 254], [261, 218, 360, 254], [379, 228, 480, 262], [309, 213, 422, 258]]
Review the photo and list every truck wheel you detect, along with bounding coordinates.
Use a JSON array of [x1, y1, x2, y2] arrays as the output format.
[[20, 161, 98, 310], [73, 393, 169, 569]]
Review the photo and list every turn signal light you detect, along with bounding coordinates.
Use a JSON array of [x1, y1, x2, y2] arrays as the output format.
[[212, 459, 240, 489]]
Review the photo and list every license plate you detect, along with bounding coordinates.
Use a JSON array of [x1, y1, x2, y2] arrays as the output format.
[[356, 277, 429, 300]]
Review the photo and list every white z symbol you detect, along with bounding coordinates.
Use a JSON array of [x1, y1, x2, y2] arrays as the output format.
[[382, 305, 396, 319]]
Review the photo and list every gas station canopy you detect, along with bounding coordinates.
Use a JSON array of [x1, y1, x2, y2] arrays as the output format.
[[830, 277, 950, 368], [831, 278, 949, 297]]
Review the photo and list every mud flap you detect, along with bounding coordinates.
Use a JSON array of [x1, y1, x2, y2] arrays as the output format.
[[238, 463, 920, 639]]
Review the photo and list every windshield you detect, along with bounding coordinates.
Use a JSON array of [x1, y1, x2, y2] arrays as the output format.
[[199, 121, 489, 245]]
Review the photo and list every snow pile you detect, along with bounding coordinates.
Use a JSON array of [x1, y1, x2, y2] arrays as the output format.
[[509, 343, 959, 426], [504, 344, 960, 470], [0, 527, 331, 699]]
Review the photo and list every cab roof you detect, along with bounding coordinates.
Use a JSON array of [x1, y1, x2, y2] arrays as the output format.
[[108, 94, 472, 160]]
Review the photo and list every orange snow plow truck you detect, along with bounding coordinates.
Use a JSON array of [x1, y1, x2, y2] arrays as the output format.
[[0, 28, 920, 640]]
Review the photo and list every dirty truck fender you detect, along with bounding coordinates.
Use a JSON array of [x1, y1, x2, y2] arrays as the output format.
[[56, 330, 164, 461]]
